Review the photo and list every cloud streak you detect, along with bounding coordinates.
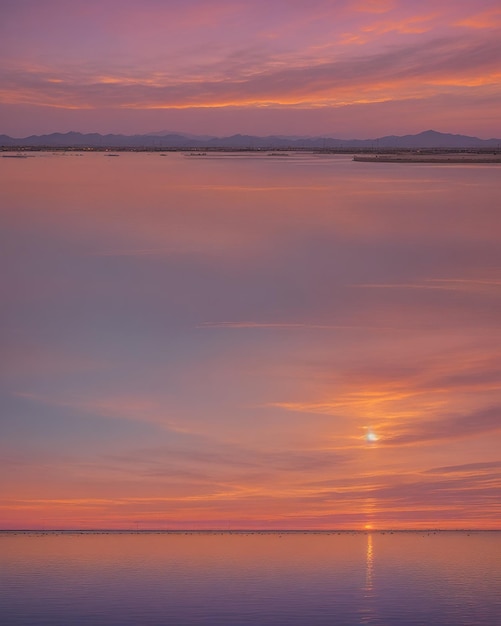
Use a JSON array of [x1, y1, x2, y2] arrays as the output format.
[[386, 406, 501, 446], [357, 278, 501, 294], [2, 33, 500, 111]]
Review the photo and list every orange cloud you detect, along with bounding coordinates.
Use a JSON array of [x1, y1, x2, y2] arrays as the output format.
[[362, 13, 438, 35], [455, 8, 501, 29], [2, 27, 500, 113]]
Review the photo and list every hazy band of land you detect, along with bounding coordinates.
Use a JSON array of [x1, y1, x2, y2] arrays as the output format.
[[354, 152, 501, 163], [2, 129, 501, 152], [3, 147, 501, 164]]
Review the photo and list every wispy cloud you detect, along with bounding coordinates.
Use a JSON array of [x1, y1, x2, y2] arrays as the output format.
[[424, 460, 501, 475], [386, 405, 501, 445], [198, 321, 375, 330], [13, 391, 192, 433], [357, 277, 501, 293], [1, 30, 500, 109], [455, 7, 501, 29]]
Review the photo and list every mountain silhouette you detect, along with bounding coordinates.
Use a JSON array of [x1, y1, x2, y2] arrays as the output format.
[[1, 130, 499, 149]]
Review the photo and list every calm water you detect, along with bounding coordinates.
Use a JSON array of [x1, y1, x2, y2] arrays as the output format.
[[1, 531, 500, 625]]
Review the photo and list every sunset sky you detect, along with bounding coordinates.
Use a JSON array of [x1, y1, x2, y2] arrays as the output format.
[[1, 0, 501, 138], [1, 1, 501, 531], [1, 151, 500, 530]]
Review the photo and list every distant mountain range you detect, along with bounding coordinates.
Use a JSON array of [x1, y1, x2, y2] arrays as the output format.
[[1, 129, 500, 149]]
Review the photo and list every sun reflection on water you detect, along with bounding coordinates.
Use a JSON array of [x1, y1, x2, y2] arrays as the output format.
[[359, 532, 378, 625], [365, 533, 374, 594]]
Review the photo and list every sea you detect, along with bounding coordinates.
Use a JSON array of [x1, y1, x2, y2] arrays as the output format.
[[1, 531, 500, 625]]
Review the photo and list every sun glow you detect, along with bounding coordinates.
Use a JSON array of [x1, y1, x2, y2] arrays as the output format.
[[365, 429, 379, 443]]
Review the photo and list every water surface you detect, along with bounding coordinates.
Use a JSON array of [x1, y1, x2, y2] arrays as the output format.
[[1, 531, 500, 625]]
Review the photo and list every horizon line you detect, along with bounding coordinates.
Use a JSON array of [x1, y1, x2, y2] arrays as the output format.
[[2, 528, 500, 533]]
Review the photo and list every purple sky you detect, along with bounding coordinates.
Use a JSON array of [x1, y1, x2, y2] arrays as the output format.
[[1, 0, 501, 137]]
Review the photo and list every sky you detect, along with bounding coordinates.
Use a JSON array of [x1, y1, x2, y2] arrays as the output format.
[[1, 152, 500, 530], [1, 0, 501, 138]]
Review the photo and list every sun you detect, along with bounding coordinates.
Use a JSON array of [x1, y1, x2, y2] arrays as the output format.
[[365, 428, 379, 443]]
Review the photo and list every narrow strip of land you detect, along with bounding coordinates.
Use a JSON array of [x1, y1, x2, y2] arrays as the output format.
[[354, 152, 501, 163]]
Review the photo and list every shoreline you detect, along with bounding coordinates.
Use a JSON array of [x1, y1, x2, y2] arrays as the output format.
[[354, 153, 501, 163]]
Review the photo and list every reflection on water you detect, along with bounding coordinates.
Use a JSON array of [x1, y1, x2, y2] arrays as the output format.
[[0, 531, 500, 625], [365, 533, 374, 594], [359, 533, 376, 625]]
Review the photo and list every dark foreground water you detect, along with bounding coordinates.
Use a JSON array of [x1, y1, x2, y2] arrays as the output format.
[[1, 531, 500, 625]]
